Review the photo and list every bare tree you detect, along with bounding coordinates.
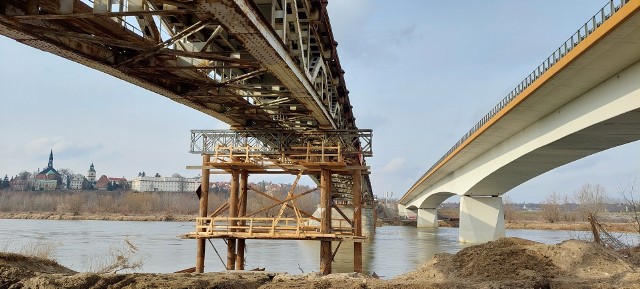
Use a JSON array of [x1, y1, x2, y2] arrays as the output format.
[[502, 195, 518, 221], [541, 191, 563, 223], [57, 168, 74, 189], [574, 183, 607, 221], [618, 180, 639, 235]]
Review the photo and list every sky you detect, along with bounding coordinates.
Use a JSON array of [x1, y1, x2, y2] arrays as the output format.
[[1, 0, 639, 203]]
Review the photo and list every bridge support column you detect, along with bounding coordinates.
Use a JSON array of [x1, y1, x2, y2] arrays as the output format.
[[235, 170, 248, 270], [352, 169, 362, 273], [417, 208, 438, 228], [226, 170, 239, 270], [397, 204, 408, 218], [319, 168, 332, 275], [459, 196, 505, 243], [195, 154, 210, 273]]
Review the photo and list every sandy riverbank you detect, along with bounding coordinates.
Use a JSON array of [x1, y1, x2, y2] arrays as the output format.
[[2, 237, 640, 288]]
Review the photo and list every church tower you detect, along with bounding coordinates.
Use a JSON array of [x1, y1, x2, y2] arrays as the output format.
[[87, 163, 96, 183], [48, 149, 54, 168]]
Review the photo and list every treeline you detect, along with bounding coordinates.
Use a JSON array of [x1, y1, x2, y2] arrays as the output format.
[[0, 184, 320, 219]]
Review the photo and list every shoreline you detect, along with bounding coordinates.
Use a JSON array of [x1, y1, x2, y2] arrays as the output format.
[[2, 237, 640, 288], [0, 212, 195, 222], [2, 212, 638, 233]]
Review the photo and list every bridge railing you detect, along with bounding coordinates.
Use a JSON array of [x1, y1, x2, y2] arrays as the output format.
[[426, 0, 630, 175]]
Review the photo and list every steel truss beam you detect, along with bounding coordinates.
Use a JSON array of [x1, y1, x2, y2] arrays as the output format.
[[190, 129, 372, 158], [0, 0, 358, 131]]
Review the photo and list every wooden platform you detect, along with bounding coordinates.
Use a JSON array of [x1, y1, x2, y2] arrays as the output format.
[[181, 217, 365, 242]]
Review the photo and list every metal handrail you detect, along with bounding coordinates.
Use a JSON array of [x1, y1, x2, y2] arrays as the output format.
[[425, 0, 629, 176]]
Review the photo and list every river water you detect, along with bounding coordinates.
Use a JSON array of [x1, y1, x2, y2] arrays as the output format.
[[0, 219, 629, 278]]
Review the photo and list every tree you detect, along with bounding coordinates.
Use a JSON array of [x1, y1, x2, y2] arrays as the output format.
[[618, 180, 639, 235], [502, 195, 518, 221], [58, 168, 75, 189], [573, 183, 607, 221], [18, 171, 32, 180], [154, 173, 160, 178], [1, 175, 9, 189], [541, 191, 563, 223]]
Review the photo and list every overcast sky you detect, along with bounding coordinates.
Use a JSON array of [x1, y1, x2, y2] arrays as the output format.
[[1, 0, 638, 203]]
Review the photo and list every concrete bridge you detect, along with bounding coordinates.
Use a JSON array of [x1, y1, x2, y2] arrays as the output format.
[[399, 0, 640, 243]]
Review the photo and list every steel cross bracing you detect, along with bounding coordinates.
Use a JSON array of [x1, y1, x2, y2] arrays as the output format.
[[0, 0, 356, 130]]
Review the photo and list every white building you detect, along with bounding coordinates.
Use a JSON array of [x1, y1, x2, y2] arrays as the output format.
[[130, 176, 200, 192], [69, 174, 90, 190]]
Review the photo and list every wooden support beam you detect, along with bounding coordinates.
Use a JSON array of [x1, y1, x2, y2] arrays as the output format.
[[246, 187, 319, 220], [209, 202, 228, 217], [196, 154, 211, 273], [332, 202, 353, 227], [352, 169, 363, 273], [236, 170, 248, 270], [320, 168, 332, 275], [226, 169, 239, 270]]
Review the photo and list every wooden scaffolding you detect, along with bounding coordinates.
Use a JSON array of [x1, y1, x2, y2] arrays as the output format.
[[183, 130, 373, 275]]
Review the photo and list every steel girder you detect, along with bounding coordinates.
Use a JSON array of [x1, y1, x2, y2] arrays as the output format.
[[0, 0, 356, 130]]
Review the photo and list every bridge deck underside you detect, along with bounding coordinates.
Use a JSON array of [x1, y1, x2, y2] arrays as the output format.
[[470, 109, 640, 196], [0, 0, 356, 130], [402, 2, 640, 204]]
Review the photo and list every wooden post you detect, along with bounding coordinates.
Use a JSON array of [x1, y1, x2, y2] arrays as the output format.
[[352, 170, 362, 273], [320, 168, 332, 275], [227, 169, 239, 270], [373, 201, 378, 234], [236, 170, 248, 270], [196, 154, 210, 273]]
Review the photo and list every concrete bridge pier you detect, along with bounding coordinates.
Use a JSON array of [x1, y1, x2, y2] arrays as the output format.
[[417, 208, 438, 228], [397, 204, 407, 218], [459, 196, 505, 243]]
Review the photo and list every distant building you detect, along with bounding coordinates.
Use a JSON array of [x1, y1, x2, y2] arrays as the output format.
[[131, 176, 199, 192], [96, 175, 109, 190], [33, 150, 62, 191], [95, 175, 128, 190], [9, 175, 29, 191], [69, 174, 91, 190], [86, 163, 96, 186]]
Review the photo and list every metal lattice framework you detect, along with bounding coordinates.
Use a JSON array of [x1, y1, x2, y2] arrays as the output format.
[[0, 0, 355, 131], [0, 0, 374, 200], [190, 129, 372, 157]]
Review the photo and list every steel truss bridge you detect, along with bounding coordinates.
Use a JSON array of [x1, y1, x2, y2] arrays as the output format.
[[0, 0, 373, 275]]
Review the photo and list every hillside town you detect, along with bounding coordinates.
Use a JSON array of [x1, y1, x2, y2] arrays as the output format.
[[0, 150, 300, 194], [0, 150, 204, 192]]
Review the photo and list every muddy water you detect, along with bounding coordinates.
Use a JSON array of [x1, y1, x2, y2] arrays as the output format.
[[0, 219, 605, 278]]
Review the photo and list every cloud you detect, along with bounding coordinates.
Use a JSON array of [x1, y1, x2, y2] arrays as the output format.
[[25, 137, 105, 162], [380, 157, 406, 174]]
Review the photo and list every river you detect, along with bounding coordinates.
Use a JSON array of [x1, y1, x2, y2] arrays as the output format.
[[0, 219, 629, 278]]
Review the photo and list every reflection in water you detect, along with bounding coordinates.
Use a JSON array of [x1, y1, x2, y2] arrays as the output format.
[[1, 219, 582, 278]]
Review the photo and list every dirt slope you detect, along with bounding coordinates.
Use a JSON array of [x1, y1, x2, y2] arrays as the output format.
[[2, 238, 640, 289]]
